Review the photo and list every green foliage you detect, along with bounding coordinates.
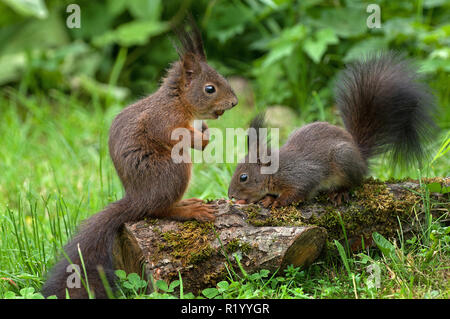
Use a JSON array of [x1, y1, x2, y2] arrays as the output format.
[[0, 0, 448, 121], [334, 240, 352, 276], [155, 279, 180, 293], [199, 263, 311, 299], [3, 287, 48, 299], [426, 182, 450, 194], [2, 0, 48, 19], [372, 232, 400, 263], [431, 131, 450, 164], [115, 270, 148, 297]]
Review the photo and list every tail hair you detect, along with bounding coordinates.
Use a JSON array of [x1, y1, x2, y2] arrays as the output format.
[[335, 51, 438, 168], [41, 198, 134, 299]]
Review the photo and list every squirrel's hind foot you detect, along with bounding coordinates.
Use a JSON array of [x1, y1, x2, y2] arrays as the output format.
[[176, 198, 205, 206], [167, 201, 217, 222], [328, 190, 350, 206]]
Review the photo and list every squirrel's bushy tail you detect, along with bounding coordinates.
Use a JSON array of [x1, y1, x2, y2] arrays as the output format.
[[41, 198, 141, 299], [335, 52, 437, 167]]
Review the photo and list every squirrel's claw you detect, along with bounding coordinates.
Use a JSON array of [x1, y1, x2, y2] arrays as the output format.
[[328, 190, 350, 206], [192, 203, 217, 222], [260, 195, 276, 208]]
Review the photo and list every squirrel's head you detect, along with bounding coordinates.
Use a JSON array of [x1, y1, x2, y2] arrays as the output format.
[[228, 155, 269, 204], [228, 114, 274, 204], [168, 15, 238, 119]]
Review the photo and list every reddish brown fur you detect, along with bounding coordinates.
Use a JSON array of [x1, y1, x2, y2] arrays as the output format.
[[41, 18, 237, 299]]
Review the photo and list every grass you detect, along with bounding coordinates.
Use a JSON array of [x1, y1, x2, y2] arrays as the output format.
[[0, 82, 448, 299]]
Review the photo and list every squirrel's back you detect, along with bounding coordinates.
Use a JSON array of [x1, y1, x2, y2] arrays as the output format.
[[335, 52, 437, 167]]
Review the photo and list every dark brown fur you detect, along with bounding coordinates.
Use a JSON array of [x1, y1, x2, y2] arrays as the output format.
[[228, 52, 437, 207], [41, 17, 237, 299]]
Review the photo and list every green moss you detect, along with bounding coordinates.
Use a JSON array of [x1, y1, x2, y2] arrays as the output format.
[[201, 266, 228, 291], [144, 217, 159, 226], [157, 221, 215, 266], [189, 247, 214, 264], [243, 178, 421, 245], [152, 178, 422, 268], [244, 203, 307, 227], [226, 238, 252, 254]]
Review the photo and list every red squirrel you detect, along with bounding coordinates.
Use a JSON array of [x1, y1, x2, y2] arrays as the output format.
[[228, 52, 437, 207], [41, 17, 238, 299]]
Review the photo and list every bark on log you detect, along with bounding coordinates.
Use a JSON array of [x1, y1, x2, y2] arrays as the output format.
[[113, 178, 449, 294], [113, 200, 327, 294]]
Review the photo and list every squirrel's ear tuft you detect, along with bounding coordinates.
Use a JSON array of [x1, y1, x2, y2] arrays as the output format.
[[172, 14, 206, 86], [247, 112, 269, 163], [180, 52, 200, 86], [173, 13, 206, 62], [249, 113, 266, 133]]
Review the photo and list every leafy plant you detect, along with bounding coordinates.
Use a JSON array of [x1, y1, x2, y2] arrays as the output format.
[[115, 270, 148, 297], [3, 287, 50, 299]]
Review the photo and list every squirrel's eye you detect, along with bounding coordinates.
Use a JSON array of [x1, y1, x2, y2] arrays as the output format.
[[239, 174, 248, 182], [205, 85, 216, 94]]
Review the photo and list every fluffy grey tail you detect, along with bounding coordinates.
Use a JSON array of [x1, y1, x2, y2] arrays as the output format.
[[335, 52, 438, 167]]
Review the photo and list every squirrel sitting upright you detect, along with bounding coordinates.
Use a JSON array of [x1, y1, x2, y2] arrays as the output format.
[[42, 17, 238, 299], [228, 52, 437, 207]]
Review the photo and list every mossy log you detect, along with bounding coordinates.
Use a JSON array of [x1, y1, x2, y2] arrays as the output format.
[[114, 178, 449, 294]]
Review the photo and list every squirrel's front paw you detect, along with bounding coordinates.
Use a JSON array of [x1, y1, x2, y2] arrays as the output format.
[[259, 195, 276, 208], [189, 121, 210, 151], [271, 200, 283, 208], [200, 121, 210, 150], [201, 136, 210, 150], [271, 191, 306, 208], [328, 190, 350, 206]]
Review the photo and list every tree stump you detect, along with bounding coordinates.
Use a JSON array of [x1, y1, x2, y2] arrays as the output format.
[[113, 178, 449, 294]]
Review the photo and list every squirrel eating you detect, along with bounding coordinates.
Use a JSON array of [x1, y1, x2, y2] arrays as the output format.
[[41, 16, 238, 299], [228, 52, 437, 208]]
